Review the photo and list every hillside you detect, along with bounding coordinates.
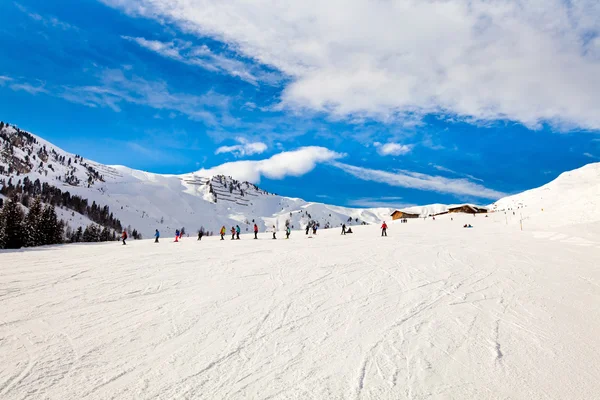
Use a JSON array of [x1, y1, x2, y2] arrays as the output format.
[[491, 162, 600, 228], [0, 122, 393, 238]]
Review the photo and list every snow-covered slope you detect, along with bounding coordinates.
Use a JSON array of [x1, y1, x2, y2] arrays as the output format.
[[0, 123, 392, 237], [1, 216, 599, 398], [491, 162, 600, 227]]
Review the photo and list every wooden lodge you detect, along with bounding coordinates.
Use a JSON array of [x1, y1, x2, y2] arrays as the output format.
[[391, 210, 420, 220], [447, 205, 488, 214]]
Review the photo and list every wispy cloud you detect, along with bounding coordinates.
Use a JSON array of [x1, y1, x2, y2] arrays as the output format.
[[347, 197, 412, 208], [0, 76, 13, 86], [10, 82, 48, 95], [215, 137, 268, 157], [583, 152, 598, 159], [104, 0, 600, 131], [331, 162, 505, 200], [430, 164, 484, 182], [3, 68, 231, 126], [122, 36, 279, 85], [14, 3, 77, 31], [374, 142, 412, 156], [195, 146, 344, 183], [63, 69, 230, 125]]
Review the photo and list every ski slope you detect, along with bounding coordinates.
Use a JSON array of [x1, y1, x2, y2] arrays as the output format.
[[1, 214, 599, 399], [492, 162, 600, 228]]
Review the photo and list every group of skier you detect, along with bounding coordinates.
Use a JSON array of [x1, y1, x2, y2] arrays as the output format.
[[124, 220, 391, 245], [122, 215, 487, 245]]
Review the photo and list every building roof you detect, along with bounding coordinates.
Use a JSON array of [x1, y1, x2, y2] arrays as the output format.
[[391, 210, 420, 216], [448, 205, 488, 212]]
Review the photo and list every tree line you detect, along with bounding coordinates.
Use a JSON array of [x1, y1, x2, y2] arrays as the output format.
[[0, 190, 140, 249], [1, 176, 123, 232]]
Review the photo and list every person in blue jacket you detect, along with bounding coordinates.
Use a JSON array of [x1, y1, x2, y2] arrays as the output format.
[[175, 229, 180, 242], [235, 225, 241, 240], [154, 229, 160, 243]]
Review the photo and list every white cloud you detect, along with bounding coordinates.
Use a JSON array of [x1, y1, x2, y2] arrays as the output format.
[[15, 3, 77, 31], [59, 68, 229, 125], [583, 152, 598, 159], [196, 146, 344, 183], [0, 76, 12, 86], [215, 137, 268, 157], [10, 82, 48, 95], [6, 68, 230, 126], [122, 36, 279, 85], [348, 197, 413, 208], [374, 142, 412, 156], [103, 0, 600, 130], [331, 162, 505, 200], [430, 164, 484, 182]]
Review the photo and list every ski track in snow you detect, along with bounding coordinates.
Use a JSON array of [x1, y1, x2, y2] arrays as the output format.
[[1, 215, 600, 399]]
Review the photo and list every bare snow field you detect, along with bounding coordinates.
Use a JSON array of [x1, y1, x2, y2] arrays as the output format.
[[1, 213, 600, 399]]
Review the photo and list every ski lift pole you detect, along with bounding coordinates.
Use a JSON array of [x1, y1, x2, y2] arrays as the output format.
[[520, 212, 523, 231]]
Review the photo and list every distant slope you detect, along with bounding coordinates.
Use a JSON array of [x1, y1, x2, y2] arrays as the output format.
[[491, 162, 600, 226]]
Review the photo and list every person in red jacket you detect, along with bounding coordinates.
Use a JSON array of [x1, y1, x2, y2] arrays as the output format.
[[381, 221, 388, 237], [121, 230, 127, 245], [253, 224, 259, 239]]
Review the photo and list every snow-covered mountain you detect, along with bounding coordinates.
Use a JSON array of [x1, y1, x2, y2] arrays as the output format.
[[490, 162, 600, 227], [0, 122, 393, 237], [3, 121, 597, 236]]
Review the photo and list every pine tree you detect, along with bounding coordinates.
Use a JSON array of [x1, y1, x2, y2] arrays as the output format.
[[83, 224, 100, 242], [100, 226, 111, 242], [24, 197, 43, 247], [0, 194, 25, 249], [39, 204, 63, 245], [74, 226, 83, 242]]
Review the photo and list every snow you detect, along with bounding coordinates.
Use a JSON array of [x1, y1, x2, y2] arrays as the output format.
[[1, 214, 599, 399], [492, 162, 600, 228]]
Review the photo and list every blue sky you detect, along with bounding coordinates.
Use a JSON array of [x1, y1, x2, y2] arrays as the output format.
[[1, 0, 599, 208]]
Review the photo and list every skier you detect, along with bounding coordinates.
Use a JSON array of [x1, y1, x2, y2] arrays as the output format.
[[381, 221, 388, 237], [286, 226, 291, 239], [175, 229, 180, 242], [235, 225, 241, 240], [231, 227, 236, 240], [305, 224, 310, 235], [272, 225, 277, 240], [154, 229, 160, 243], [312, 224, 318, 235], [197, 229, 204, 241], [341, 224, 346, 235], [121, 230, 127, 245], [253, 224, 259, 239], [220, 226, 226, 240]]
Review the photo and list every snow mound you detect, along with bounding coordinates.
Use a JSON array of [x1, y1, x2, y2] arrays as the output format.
[[492, 162, 600, 227]]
